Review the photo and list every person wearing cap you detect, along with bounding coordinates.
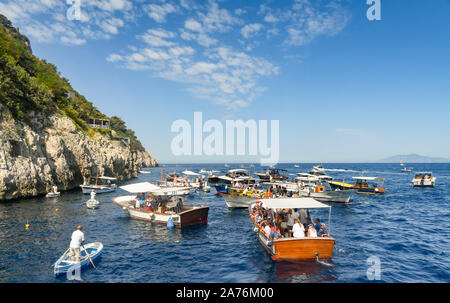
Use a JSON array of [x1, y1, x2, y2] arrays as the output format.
[[70, 225, 85, 262]]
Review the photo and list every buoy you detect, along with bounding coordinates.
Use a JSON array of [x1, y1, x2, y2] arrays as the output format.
[[55, 208, 59, 212], [25, 224, 30, 230], [167, 217, 175, 229]]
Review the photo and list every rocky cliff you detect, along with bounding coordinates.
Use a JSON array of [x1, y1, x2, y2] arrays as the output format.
[[0, 105, 157, 201], [0, 14, 157, 201]]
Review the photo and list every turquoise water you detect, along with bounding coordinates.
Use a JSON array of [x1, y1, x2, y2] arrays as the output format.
[[0, 163, 449, 282]]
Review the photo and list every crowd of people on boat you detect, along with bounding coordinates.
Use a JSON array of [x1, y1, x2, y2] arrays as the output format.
[[133, 193, 184, 214], [251, 203, 328, 240]]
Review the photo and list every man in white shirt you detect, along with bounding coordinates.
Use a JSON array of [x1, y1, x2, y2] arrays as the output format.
[[52, 185, 58, 194], [70, 225, 85, 262], [292, 219, 305, 238]]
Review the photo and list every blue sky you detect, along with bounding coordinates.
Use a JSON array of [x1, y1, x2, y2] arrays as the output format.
[[1, 0, 450, 163]]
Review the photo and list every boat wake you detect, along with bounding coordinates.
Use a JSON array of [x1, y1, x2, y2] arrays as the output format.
[[315, 256, 333, 267]]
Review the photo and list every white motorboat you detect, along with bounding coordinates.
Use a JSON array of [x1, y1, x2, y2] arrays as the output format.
[[80, 176, 117, 194], [46, 192, 60, 198], [412, 172, 436, 187], [139, 170, 151, 174]]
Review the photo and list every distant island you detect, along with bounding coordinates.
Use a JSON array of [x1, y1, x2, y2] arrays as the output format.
[[377, 154, 450, 163]]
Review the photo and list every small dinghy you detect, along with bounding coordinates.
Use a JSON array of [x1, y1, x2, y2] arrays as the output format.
[[86, 199, 100, 209], [54, 242, 103, 275], [139, 170, 151, 174], [46, 192, 60, 198]]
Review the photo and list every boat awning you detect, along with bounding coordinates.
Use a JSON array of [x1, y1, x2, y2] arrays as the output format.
[[352, 177, 384, 181], [260, 198, 330, 209], [228, 169, 247, 173], [218, 176, 233, 181], [120, 182, 160, 193], [182, 170, 200, 176]]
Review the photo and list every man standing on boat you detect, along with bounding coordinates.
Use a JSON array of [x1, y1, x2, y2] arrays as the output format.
[[70, 225, 85, 262]]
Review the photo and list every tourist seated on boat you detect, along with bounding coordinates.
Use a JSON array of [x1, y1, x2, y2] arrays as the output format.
[[314, 218, 322, 235], [317, 223, 328, 237], [292, 219, 305, 238], [269, 225, 281, 239], [307, 224, 318, 238]]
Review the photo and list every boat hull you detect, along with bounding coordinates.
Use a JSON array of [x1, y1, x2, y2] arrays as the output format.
[[46, 192, 60, 198], [86, 199, 100, 209], [54, 242, 103, 275], [220, 194, 262, 208], [412, 179, 435, 187], [306, 190, 352, 204], [81, 185, 117, 194], [257, 230, 335, 261], [112, 196, 209, 228]]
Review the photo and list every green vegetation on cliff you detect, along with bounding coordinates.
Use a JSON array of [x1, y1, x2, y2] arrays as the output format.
[[0, 14, 145, 152]]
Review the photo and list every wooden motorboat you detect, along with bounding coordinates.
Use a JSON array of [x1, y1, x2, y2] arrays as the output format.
[[412, 172, 436, 187], [54, 242, 103, 275], [249, 198, 335, 261], [112, 182, 209, 228], [328, 176, 385, 194]]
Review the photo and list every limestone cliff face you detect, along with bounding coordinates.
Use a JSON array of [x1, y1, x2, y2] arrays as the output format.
[[0, 108, 157, 201]]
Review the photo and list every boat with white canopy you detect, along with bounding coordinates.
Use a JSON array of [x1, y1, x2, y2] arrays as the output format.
[[112, 182, 209, 228], [249, 198, 335, 261]]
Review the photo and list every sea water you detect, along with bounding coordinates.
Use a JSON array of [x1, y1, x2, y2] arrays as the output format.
[[0, 163, 448, 282]]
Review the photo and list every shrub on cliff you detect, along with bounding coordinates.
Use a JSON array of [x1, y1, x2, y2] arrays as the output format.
[[0, 14, 145, 151]]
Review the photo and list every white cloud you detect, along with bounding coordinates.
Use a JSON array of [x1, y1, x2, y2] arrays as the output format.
[[264, 13, 278, 23], [241, 23, 263, 39], [234, 8, 246, 16], [145, 3, 177, 23], [185, 18, 202, 32], [285, 0, 350, 46], [0, 0, 134, 46]]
